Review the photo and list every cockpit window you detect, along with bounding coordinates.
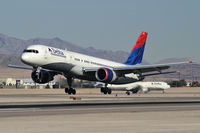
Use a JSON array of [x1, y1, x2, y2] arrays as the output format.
[[23, 49, 39, 53]]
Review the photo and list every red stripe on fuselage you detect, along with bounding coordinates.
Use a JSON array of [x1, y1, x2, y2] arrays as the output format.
[[131, 32, 148, 53], [104, 68, 109, 81]]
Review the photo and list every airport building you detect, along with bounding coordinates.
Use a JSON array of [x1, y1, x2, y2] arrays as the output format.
[[0, 78, 56, 89]]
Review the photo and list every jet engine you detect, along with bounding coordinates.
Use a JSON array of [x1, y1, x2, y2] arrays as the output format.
[[95, 68, 117, 83], [31, 69, 54, 84], [142, 87, 150, 93]]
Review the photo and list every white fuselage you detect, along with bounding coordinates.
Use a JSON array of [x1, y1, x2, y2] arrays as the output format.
[[21, 45, 125, 68], [107, 82, 170, 93]]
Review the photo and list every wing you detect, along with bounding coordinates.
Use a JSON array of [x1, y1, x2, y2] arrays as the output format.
[[8, 64, 62, 74], [113, 62, 188, 74], [83, 61, 190, 76], [8, 64, 33, 70]]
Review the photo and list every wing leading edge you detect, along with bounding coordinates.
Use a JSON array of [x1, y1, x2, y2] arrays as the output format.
[[8, 64, 33, 70]]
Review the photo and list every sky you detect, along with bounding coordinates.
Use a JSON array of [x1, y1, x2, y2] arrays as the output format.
[[0, 0, 199, 63]]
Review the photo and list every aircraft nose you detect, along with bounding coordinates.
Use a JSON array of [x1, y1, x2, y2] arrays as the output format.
[[167, 85, 170, 89], [21, 53, 29, 63]]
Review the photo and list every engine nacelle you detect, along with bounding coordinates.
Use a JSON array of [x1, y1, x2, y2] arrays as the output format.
[[31, 69, 54, 84], [142, 87, 150, 93], [95, 68, 117, 83]]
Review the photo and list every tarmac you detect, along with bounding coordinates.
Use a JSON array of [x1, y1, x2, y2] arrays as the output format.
[[0, 87, 200, 133]]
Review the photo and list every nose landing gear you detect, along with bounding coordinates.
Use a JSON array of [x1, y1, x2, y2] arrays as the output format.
[[65, 87, 76, 95]]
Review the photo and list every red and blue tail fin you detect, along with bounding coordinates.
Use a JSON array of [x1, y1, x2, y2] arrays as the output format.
[[124, 32, 148, 65]]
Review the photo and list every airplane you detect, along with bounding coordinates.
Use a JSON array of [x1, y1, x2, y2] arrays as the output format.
[[101, 82, 170, 95], [8, 32, 189, 95]]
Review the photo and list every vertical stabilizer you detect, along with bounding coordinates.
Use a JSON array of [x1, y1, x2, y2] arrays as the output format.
[[124, 32, 148, 65]]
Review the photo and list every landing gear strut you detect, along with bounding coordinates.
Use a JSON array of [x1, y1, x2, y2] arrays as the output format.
[[64, 77, 76, 95], [126, 91, 130, 95]]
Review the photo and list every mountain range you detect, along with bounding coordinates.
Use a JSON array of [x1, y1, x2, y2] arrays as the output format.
[[0, 33, 131, 63], [0, 33, 199, 81]]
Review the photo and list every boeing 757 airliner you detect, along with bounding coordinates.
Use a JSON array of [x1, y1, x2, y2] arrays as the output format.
[[8, 32, 189, 95]]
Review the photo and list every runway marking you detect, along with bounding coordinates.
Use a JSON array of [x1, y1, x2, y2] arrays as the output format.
[[42, 104, 200, 112], [0, 104, 199, 113], [0, 108, 38, 112]]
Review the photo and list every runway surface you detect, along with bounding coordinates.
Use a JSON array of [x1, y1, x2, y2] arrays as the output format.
[[1, 100, 200, 118], [0, 93, 200, 117], [1, 89, 200, 133]]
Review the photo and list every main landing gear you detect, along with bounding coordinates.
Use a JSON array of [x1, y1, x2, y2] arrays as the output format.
[[65, 88, 76, 95], [126, 91, 130, 95], [65, 77, 76, 95], [101, 87, 112, 95]]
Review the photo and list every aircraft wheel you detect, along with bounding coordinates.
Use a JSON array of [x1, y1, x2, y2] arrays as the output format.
[[126, 91, 130, 95], [103, 90, 107, 95], [72, 89, 76, 95], [108, 89, 112, 94], [68, 88, 72, 95], [65, 88, 69, 94]]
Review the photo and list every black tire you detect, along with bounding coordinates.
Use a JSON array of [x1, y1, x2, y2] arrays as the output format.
[[126, 91, 130, 95], [65, 88, 69, 94], [72, 89, 76, 95], [108, 89, 112, 94], [103, 91, 107, 95], [68, 89, 72, 95]]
